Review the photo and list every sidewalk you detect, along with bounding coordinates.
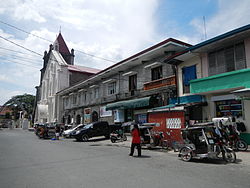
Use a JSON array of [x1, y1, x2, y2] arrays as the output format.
[[95, 135, 250, 166]]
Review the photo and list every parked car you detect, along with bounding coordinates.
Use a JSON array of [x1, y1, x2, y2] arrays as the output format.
[[72, 121, 110, 141], [63, 124, 85, 138]]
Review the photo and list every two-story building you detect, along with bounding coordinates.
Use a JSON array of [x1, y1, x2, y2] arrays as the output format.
[[57, 38, 191, 125], [166, 24, 250, 144]]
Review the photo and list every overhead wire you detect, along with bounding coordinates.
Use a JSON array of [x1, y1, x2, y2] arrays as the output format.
[[0, 46, 41, 57], [0, 35, 43, 56], [0, 20, 53, 43], [0, 57, 40, 69], [0, 54, 41, 67], [0, 20, 117, 63], [0, 52, 41, 62]]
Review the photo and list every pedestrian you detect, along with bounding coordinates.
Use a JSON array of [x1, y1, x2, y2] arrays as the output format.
[[55, 125, 60, 140], [129, 123, 141, 157]]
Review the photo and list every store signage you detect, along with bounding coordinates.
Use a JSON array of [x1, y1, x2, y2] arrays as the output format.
[[100, 106, 112, 117], [84, 108, 91, 124]]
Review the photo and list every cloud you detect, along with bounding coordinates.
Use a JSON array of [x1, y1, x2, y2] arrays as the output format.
[[0, 0, 160, 104], [190, 0, 250, 40], [0, 88, 27, 105]]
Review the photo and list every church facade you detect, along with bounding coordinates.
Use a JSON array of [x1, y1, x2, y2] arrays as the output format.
[[33, 33, 99, 123]]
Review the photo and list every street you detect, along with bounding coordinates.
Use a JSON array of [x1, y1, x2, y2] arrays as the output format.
[[0, 129, 249, 188]]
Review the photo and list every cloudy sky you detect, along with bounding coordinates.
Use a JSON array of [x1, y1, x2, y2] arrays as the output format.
[[0, 0, 250, 105]]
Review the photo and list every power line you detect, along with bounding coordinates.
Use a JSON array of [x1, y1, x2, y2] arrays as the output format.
[[76, 50, 116, 63], [0, 57, 40, 69], [0, 46, 41, 57], [0, 20, 116, 63], [0, 52, 40, 62], [0, 35, 43, 56], [0, 53, 41, 66], [0, 20, 53, 43]]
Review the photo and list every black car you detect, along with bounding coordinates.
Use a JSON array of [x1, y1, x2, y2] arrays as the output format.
[[73, 121, 110, 141]]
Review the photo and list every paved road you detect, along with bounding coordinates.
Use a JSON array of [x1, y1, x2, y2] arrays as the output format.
[[0, 129, 249, 188]]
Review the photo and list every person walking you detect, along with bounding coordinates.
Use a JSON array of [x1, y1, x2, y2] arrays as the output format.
[[55, 125, 60, 140], [129, 123, 141, 157]]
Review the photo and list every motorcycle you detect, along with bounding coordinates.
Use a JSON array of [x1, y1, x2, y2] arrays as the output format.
[[110, 130, 127, 143], [228, 132, 248, 151]]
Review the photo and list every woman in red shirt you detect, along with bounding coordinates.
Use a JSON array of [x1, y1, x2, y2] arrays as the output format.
[[129, 123, 141, 157]]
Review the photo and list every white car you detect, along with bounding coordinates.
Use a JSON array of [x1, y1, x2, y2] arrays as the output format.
[[63, 124, 85, 138]]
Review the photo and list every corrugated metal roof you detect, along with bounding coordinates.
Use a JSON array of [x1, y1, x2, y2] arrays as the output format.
[[67, 65, 100, 74]]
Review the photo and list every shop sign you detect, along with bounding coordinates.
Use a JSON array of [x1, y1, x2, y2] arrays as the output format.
[[100, 106, 112, 117], [114, 109, 124, 123], [137, 114, 147, 124], [84, 108, 91, 124]]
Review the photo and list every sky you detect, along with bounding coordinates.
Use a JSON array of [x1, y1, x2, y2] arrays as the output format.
[[0, 0, 250, 105]]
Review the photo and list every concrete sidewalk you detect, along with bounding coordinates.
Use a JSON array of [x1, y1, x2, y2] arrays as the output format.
[[93, 135, 250, 166], [42, 132, 250, 166]]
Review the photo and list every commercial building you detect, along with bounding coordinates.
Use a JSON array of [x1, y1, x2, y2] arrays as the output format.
[[57, 38, 191, 126], [166, 24, 250, 144]]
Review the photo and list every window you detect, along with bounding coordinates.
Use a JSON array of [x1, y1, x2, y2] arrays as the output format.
[[92, 88, 99, 99], [84, 92, 87, 101], [182, 65, 197, 94], [78, 93, 81, 104], [129, 74, 137, 95], [108, 82, 116, 95], [95, 88, 99, 98], [64, 97, 69, 107], [151, 66, 162, 81], [72, 94, 77, 104], [208, 42, 246, 76]]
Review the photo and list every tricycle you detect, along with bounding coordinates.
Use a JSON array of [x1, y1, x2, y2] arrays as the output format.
[[178, 125, 236, 163]]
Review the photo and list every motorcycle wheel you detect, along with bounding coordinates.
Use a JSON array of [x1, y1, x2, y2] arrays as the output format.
[[123, 135, 127, 141], [223, 149, 236, 163], [111, 137, 116, 143], [236, 140, 248, 151], [179, 147, 192, 162]]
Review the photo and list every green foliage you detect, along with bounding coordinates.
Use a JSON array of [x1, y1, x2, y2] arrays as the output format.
[[4, 94, 35, 120], [5, 112, 11, 119]]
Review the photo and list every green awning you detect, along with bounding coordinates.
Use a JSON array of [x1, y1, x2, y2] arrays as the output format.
[[190, 68, 250, 94], [106, 97, 151, 110]]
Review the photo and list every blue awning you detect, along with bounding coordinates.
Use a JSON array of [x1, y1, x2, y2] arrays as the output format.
[[169, 95, 205, 105]]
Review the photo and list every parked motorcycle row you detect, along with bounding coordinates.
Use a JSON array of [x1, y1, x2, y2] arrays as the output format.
[[34, 119, 248, 164]]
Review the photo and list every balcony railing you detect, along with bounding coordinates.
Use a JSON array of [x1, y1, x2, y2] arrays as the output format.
[[143, 75, 176, 91]]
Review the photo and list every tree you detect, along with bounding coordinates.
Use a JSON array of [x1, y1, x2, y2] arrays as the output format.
[[4, 94, 35, 120], [5, 112, 11, 119]]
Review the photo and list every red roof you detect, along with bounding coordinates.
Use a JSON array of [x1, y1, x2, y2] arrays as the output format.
[[67, 65, 100, 74], [0, 106, 12, 116], [55, 33, 71, 55]]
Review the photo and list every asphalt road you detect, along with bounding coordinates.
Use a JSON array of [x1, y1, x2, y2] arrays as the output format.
[[0, 129, 249, 188]]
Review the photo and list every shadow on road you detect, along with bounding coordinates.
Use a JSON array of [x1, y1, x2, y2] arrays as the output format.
[[184, 158, 241, 165]]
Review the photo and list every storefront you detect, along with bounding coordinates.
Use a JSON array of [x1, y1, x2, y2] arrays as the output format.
[[169, 95, 206, 123], [106, 96, 158, 123], [148, 105, 185, 145], [190, 69, 250, 144]]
